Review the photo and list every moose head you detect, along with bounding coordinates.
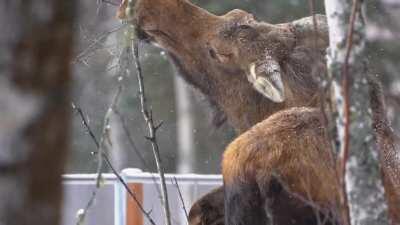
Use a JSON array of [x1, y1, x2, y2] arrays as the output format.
[[117, 0, 328, 132]]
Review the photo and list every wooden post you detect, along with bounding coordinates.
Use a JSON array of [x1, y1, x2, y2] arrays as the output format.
[[127, 183, 144, 225]]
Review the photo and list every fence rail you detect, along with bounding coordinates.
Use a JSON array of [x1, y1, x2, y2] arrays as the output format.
[[62, 169, 222, 225]]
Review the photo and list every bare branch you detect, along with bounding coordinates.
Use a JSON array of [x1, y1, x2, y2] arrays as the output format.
[[306, 7, 340, 221], [72, 102, 100, 149], [74, 25, 126, 64], [173, 177, 189, 222], [307, 0, 319, 50], [113, 34, 163, 197], [112, 108, 162, 195], [72, 100, 157, 225], [132, 29, 172, 225], [72, 101, 104, 225], [336, 1, 360, 225], [99, 0, 120, 6]]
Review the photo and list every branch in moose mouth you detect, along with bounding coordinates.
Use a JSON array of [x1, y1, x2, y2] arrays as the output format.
[[248, 57, 285, 103]]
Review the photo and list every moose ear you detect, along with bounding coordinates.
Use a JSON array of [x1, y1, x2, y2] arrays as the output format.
[[116, 0, 128, 19], [247, 56, 285, 103], [290, 14, 329, 49], [223, 9, 255, 24]]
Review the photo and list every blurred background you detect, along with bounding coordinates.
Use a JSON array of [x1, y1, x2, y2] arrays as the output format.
[[68, 0, 400, 174]]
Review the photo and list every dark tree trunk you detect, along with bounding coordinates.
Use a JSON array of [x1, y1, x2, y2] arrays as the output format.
[[0, 1, 75, 225]]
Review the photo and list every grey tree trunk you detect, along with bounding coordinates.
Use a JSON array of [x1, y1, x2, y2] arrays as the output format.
[[175, 75, 195, 174], [324, 0, 388, 224], [175, 74, 196, 222], [0, 1, 75, 225]]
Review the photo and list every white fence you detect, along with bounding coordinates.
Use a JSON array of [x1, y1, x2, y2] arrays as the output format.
[[62, 169, 222, 225]]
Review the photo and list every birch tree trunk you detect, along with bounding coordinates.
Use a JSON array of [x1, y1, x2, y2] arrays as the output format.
[[0, 1, 75, 225], [324, 1, 388, 224]]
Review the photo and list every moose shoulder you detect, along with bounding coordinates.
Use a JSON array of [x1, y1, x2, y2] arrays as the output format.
[[117, 0, 400, 224]]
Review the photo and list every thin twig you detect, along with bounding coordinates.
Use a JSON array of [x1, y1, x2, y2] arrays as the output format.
[[113, 108, 162, 195], [100, 0, 120, 6], [301, 8, 330, 222], [173, 177, 189, 222], [307, 1, 341, 220], [114, 39, 163, 197], [307, 0, 336, 161], [72, 100, 157, 225], [132, 34, 172, 225], [337, 0, 360, 225], [72, 102, 100, 148], [74, 25, 126, 64], [113, 109, 152, 172], [72, 101, 104, 225], [306, 0, 330, 141], [307, 0, 319, 50], [72, 88, 116, 225]]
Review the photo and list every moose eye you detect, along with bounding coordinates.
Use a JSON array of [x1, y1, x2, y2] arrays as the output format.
[[237, 24, 252, 30], [235, 24, 257, 42]]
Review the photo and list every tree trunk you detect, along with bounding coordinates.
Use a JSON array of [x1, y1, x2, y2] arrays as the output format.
[[324, 0, 388, 224], [0, 1, 75, 225], [175, 75, 195, 174], [175, 74, 196, 223]]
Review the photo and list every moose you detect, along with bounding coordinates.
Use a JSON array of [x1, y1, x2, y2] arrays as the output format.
[[117, 0, 400, 224]]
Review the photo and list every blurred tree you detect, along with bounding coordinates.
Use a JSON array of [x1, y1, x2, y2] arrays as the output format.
[[0, 1, 75, 225]]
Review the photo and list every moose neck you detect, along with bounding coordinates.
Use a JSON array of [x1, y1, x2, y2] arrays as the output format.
[[170, 52, 309, 133], [210, 70, 288, 133], [208, 71, 317, 133]]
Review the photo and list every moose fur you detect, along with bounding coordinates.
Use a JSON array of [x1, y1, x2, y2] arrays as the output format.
[[117, 0, 400, 224]]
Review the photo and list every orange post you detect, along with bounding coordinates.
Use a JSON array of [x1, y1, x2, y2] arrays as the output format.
[[126, 183, 144, 225]]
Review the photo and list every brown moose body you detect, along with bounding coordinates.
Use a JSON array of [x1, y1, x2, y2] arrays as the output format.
[[117, 0, 400, 224]]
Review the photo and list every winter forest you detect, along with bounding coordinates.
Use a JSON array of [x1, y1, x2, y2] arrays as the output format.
[[0, 0, 400, 225]]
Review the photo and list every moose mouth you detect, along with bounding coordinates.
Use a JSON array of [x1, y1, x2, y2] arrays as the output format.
[[247, 58, 285, 103]]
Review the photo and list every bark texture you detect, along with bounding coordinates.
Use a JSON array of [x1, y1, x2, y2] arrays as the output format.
[[0, 1, 75, 225], [325, 0, 388, 224]]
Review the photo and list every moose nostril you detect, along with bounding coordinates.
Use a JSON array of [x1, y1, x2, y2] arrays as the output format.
[[209, 49, 217, 59]]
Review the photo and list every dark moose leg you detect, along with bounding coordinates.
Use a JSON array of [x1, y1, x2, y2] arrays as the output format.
[[224, 180, 269, 225]]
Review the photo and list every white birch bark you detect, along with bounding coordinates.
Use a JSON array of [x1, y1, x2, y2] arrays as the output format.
[[324, 1, 388, 224]]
